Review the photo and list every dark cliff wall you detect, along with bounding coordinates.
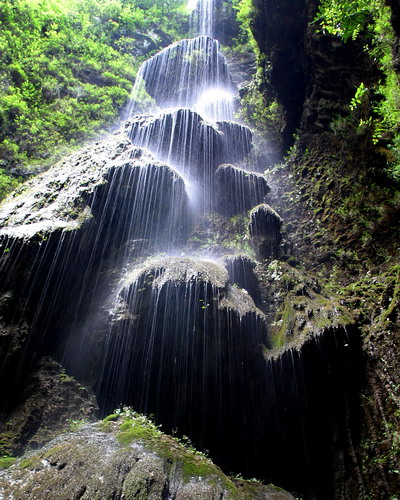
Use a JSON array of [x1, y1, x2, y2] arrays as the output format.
[[251, 0, 309, 149], [251, 0, 380, 145], [249, 0, 400, 499]]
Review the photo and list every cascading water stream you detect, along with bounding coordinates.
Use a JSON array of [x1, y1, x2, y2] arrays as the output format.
[[56, 0, 275, 465], [189, 0, 215, 38]]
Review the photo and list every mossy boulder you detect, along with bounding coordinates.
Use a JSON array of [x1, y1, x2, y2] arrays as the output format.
[[0, 412, 295, 500], [0, 130, 136, 240], [256, 260, 355, 356], [215, 164, 269, 216], [249, 204, 283, 259]]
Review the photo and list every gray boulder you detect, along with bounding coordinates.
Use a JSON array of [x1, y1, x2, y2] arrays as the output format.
[[215, 164, 269, 215], [249, 204, 283, 259], [0, 412, 295, 499]]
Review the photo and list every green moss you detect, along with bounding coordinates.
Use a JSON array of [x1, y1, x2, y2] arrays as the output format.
[[0, 456, 17, 469], [18, 456, 41, 469], [116, 423, 160, 446], [66, 418, 87, 432], [42, 445, 66, 459], [181, 455, 217, 481], [99, 409, 236, 492], [96, 413, 120, 432], [0, 430, 15, 457], [273, 300, 296, 347], [59, 373, 75, 383], [266, 260, 354, 353], [102, 413, 119, 423]]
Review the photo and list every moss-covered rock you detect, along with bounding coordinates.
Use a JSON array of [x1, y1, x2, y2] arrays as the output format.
[[249, 204, 283, 259], [0, 130, 134, 239], [255, 260, 354, 356], [0, 412, 295, 500], [215, 164, 269, 216], [0, 356, 98, 456]]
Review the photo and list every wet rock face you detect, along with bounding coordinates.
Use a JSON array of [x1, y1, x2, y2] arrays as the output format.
[[0, 132, 135, 239], [0, 416, 295, 500], [251, 0, 308, 148], [251, 0, 380, 146], [249, 204, 283, 259], [0, 131, 189, 246], [215, 164, 269, 215], [65, 257, 269, 467], [126, 110, 252, 182], [89, 159, 190, 252], [134, 36, 234, 109], [223, 255, 262, 307], [0, 131, 191, 417], [0, 356, 98, 456]]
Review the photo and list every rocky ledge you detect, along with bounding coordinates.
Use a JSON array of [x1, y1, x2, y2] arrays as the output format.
[[0, 411, 294, 500]]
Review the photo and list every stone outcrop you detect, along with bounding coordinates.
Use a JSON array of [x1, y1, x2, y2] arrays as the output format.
[[223, 254, 262, 307], [0, 128, 190, 419], [0, 356, 98, 456], [248, 1, 400, 498], [0, 130, 188, 244], [254, 260, 355, 354], [250, 0, 380, 147], [126, 110, 253, 180], [58, 256, 269, 478], [0, 414, 295, 500], [249, 204, 283, 259], [215, 164, 269, 215]]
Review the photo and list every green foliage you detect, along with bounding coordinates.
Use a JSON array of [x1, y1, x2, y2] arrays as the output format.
[[316, 0, 400, 182], [0, 168, 21, 199], [0, 456, 17, 469], [231, 0, 259, 54], [349, 82, 368, 111], [0, 0, 188, 194], [315, 0, 373, 42], [239, 76, 284, 139]]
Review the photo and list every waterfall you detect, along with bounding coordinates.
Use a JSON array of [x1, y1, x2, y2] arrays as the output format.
[[130, 36, 234, 117], [0, 0, 279, 464], [56, 0, 276, 469], [190, 0, 216, 38]]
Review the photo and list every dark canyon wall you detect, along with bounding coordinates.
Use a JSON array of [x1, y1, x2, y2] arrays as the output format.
[[249, 0, 400, 498]]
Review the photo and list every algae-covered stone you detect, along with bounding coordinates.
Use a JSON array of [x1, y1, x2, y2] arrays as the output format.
[[249, 204, 283, 259], [123, 256, 229, 291], [0, 130, 136, 239], [121, 454, 167, 500], [0, 130, 189, 247], [0, 413, 295, 499], [256, 260, 355, 357]]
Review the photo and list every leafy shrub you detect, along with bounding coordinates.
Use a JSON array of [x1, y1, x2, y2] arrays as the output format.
[[0, 0, 188, 195]]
